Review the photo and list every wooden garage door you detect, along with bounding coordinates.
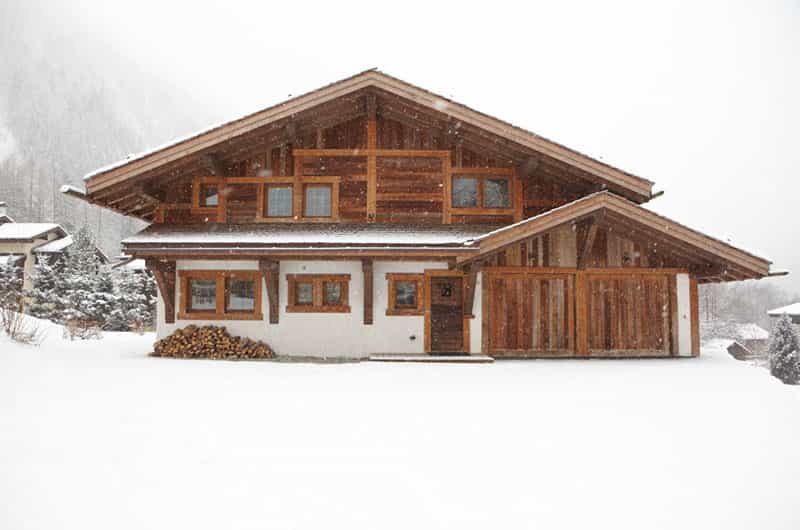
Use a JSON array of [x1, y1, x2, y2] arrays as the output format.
[[586, 273, 672, 356], [488, 271, 574, 357]]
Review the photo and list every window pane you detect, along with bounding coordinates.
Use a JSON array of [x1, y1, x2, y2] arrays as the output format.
[[323, 282, 342, 306], [226, 278, 255, 312], [452, 178, 478, 207], [395, 282, 417, 307], [484, 179, 510, 208], [267, 186, 293, 217], [304, 185, 332, 217], [190, 279, 216, 311], [200, 184, 219, 207], [295, 282, 313, 305]]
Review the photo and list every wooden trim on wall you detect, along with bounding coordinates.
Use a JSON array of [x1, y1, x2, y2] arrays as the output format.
[[259, 259, 280, 324], [177, 269, 263, 321], [286, 274, 351, 313], [146, 259, 176, 324], [363, 259, 374, 324], [385, 273, 425, 316]]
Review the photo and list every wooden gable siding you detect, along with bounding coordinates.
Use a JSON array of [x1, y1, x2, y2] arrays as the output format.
[[479, 224, 690, 270], [150, 112, 533, 226]]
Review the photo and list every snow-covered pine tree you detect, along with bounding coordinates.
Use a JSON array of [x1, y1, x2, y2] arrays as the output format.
[[0, 261, 23, 309], [768, 314, 800, 385], [58, 226, 117, 329], [25, 256, 63, 320], [106, 267, 156, 332]]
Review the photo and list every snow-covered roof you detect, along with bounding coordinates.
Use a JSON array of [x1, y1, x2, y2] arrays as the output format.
[[123, 223, 499, 249], [112, 257, 146, 270], [734, 323, 769, 341], [0, 223, 64, 241], [33, 235, 74, 253], [768, 303, 800, 317], [0, 254, 24, 266]]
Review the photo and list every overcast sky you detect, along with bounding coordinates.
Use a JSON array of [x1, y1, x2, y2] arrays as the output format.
[[39, 0, 800, 292]]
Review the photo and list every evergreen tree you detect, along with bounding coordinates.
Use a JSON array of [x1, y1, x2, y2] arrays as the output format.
[[768, 314, 800, 385], [58, 226, 117, 326], [25, 256, 63, 320], [106, 268, 155, 331], [0, 261, 23, 309]]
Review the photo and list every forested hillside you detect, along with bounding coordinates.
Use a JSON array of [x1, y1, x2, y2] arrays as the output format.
[[0, 2, 216, 255]]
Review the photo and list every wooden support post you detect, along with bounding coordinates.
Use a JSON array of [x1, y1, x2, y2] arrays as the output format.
[[689, 276, 700, 356], [575, 271, 589, 356], [463, 262, 479, 317], [279, 142, 288, 176], [577, 220, 599, 269], [146, 259, 176, 324], [362, 259, 374, 325], [669, 274, 679, 356], [316, 128, 325, 149], [366, 94, 377, 223], [259, 259, 280, 324]]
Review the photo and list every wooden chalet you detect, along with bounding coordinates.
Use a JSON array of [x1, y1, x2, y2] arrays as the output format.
[[65, 69, 776, 358]]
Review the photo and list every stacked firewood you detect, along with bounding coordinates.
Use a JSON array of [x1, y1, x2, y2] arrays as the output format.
[[151, 325, 275, 360]]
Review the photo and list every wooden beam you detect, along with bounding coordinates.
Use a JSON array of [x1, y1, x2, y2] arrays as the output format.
[[362, 259, 374, 325], [577, 219, 599, 269], [146, 259, 176, 324], [689, 276, 700, 356], [575, 271, 588, 356], [463, 261, 479, 316], [201, 153, 227, 177], [259, 259, 280, 324]]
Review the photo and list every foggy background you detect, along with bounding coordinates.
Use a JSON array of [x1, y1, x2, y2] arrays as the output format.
[[1, 0, 797, 302]]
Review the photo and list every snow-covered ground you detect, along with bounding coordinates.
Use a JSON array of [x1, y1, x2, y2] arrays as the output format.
[[2, 321, 799, 530]]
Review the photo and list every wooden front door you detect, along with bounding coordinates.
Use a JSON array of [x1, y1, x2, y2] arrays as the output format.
[[425, 272, 465, 353]]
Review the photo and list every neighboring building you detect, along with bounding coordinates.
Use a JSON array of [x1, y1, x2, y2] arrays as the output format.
[[767, 303, 800, 325], [0, 203, 108, 289], [111, 255, 147, 272], [64, 70, 778, 359], [0, 219, 68, 290]]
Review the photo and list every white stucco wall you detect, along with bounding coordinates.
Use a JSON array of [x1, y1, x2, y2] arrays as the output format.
[[470, 272, 482, 354], [157, 260, 452, 357], [675, 273, 692, 356]]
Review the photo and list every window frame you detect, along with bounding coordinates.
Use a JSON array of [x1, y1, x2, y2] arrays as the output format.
[[178, 270, 262, 320], [302, 183, 334, 219], [449, 173, 515, 213], [385, 273, 425, 316], [256, 176, 340, 223], [286, 274, 350, 313], [191, 177, 226, 219], [263, 183, 294, 219]]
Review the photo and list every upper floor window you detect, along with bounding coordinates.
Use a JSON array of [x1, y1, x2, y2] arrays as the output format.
[[304, 184, 332, 218], [452, 175, 511, 209], [265, 185, 293, 218], [200, 184, 219, 207]]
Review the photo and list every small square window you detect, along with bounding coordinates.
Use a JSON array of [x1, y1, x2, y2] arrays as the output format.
[[226, 278, 255, 312], [386, 274, 424, 316], [266, 185, 293, 217], [394, 282, 417, 307], [304, 185, 332, 217], [453, 178, 478, 207], [189, 279, 216, 311], [295, 282, 313, 305], [200, 184, 219, 207], [484, 179, 510, 208], [323, 282, 342, 306]]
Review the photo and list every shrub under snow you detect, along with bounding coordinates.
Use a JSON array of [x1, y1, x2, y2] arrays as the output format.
[[768, 314, 800, 384]]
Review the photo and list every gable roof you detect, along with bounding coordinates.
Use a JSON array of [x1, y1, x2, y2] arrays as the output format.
[[459, 191, 772, 280], [0, 223, 65, 242], [80, 69, 654, 201], [33, 235, 74, 253]]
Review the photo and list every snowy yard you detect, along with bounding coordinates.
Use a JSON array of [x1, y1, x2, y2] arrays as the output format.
[[2, 324, 799, 530]]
